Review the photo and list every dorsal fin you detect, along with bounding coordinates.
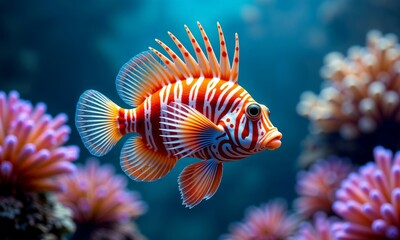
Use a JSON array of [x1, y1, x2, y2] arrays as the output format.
[[116, 22, 240, 106], [116, 52, 173, 107]]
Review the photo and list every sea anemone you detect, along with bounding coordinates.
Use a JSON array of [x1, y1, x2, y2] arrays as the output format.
[[57, 158, 147, 240], [294, 157, 353, 218], [333, 146, 400, 239], [0, 90, 79, 194], [291, 212, 336, 240], [297, 30, 400, 165], [221, 199, 299, 240]]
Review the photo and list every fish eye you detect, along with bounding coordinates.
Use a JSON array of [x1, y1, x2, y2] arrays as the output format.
[[246, 103, 261, 119]]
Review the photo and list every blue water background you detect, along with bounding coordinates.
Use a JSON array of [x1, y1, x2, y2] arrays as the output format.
[[1, 0, 399, 239]]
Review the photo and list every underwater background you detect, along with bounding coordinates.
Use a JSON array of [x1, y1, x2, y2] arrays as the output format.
[[1, 0, 400, 239]]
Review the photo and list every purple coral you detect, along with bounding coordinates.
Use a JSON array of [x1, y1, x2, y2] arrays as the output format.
[[333, 146, 400, 239], [0, 90, 79, 193], [222, 200, 299, 240], [294, 157, 353, 218], [57, 158, 147, 240]]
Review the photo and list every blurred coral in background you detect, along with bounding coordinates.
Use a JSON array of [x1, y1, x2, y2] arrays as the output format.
[[298, 31, 400, 165], [2, 1, 400, 239], [0, 90, 79, 239], [57, 158, 147, 240], [291, 212, 336, 240], [333, 146, 400, 239], [0, 91, 78, 194], [221, 199, 299, 240], [294, 157, 353, 218]]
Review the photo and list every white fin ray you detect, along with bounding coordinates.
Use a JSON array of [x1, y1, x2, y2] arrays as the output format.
[[159, 102, 223, 159], [75, 90, 122, 156], [116, 52, 171, 106], [178, 159, 223, 208], [120, 136, 177, 182]]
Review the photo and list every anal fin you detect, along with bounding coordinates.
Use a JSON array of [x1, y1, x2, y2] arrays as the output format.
[[120, 136, 177, 182], [178, 159, 223, 208]]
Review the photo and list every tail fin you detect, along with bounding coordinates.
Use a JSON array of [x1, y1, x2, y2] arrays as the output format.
[[75, 90, 123, 156]]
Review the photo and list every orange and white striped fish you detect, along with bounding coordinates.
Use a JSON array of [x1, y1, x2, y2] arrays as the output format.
[[75, 22, 282, 208]]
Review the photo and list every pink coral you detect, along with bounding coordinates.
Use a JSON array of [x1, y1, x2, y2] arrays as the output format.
[[57, 158, 146, 224], [297, 31, 400, 167], [298, 30, 400, 139], [333, 146, 400, 239], [291, 212, 336, 240], [294, 157, 353, 218], [222, 200, 299, 240], [0, 90, 78, 194]]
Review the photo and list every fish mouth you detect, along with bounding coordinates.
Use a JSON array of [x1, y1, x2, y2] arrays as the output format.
[[261, 129, 282, 150]]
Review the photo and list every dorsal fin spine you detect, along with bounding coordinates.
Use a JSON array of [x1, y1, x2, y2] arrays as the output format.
[[153, 22, 239, 83], [148, 47, 183, 80], [197, 22, 220, 77], [155, 39, 190, 78], [184, 24, 212, 77], [117, 23, 240, 106], [231, 33, 240, 82], [217, 22, 230, 80], [167, 31, 200, 77]]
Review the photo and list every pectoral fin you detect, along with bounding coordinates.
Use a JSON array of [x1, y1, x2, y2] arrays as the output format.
[[160, 102, 223, 158], [178, 159, 223, 208]]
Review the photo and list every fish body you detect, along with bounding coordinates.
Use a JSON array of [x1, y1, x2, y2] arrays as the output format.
[[118, 77, 278, 160], [76, 22, 282, 208]]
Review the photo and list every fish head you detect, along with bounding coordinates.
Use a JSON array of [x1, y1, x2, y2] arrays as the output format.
[[255, 103, 282, 151], [219, 100, 282, 155]]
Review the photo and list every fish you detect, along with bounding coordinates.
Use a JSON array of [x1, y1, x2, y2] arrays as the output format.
[[75, 22, 282, 208]]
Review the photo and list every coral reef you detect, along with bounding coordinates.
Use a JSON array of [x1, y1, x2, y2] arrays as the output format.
[[294, 157, 353, 218], [0, 90, 78, 239], [57, 158, 147, 240], [333, 146, 400, 239], [221, 199, 299, 240], [0, 90, 79, 194], [0, 193, 74, 240], [291, 212, 336, 240], [298, 30, 400, 165]]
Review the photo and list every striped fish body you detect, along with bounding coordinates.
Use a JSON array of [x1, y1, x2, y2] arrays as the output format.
[[124, 77, 237, 159], [120, 77, 268, 162], [76, 22, 282, 208]]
